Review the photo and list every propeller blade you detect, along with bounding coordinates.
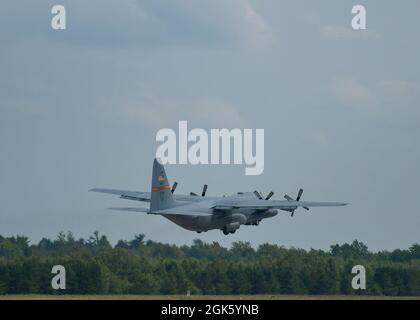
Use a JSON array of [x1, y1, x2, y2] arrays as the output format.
[[171, 182, 178, 194], [190, 192, 198, 196], [296, 188, 303, 201], [201, 184, 208, 197], [284, 194, 293, 201], [296, 188, 309, 210], [286, 188, 307, 215], [265, 191, 274, 200], [254, 190, 263, 200]]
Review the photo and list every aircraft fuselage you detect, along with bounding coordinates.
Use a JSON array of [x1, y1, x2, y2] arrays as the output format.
[[162, 208, 278, 234]]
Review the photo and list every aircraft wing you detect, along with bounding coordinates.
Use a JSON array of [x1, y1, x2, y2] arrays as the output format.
[[108, 207, 150, 213], [211, 199, 347, 210], [91, 188, 346, 212], [90, 188, 151, 202]]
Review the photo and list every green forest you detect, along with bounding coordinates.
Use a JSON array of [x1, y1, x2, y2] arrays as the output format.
[[0, 232, 419, 296]]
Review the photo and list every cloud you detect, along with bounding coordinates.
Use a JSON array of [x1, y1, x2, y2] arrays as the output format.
[[329, 78, 378, 111], [378, 80, 420, 96], [1, 0, 272, 49], [320, 25, 379, 40], [137, 0, 273, 48], [328, 78, 420, 114]]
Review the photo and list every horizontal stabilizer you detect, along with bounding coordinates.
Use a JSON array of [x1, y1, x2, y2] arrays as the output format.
[[90, 188, 150, 202]]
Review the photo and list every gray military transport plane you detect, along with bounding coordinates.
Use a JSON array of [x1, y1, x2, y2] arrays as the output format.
[[90, 159, 347, 235]]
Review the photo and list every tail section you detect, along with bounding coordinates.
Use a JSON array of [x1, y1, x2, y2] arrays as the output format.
[[150, 158, 177, 212]]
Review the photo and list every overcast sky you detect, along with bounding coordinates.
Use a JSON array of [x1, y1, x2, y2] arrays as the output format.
[[1, 0, 419, 251]]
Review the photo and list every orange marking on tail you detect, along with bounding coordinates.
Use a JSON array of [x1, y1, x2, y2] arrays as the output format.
[[152, 185, 171, 192]]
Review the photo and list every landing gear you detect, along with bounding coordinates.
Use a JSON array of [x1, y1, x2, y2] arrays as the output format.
[[245, 220, 261, 226], [222, 227, 236, 235]]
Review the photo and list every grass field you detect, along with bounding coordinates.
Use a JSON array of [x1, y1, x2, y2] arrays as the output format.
[[0, 294, 419, 300]]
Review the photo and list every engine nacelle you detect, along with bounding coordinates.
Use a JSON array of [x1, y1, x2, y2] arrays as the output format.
[[265, 209, 278, 218], [222, 214, 247, 234], [229, 213, 247, 225], [225, 222, 241, 232], [223, 213, 247, 233]]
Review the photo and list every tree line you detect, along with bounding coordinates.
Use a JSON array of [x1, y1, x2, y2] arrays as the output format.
[[0, 232, 419, 296]]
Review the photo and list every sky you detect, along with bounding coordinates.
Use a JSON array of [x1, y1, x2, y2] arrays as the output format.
[[0, 0, 419, 251]]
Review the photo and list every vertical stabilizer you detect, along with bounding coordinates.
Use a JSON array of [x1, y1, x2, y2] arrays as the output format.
[[150, 158, 177, 211]]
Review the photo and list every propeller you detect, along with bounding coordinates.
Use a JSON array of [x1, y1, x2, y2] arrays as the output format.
[[254, 190, 274, 200], [284, 188, 309, 216], [253, 190, 263, 200], [296, 188, 303, 201], [201, 184, 208, 197], [191, 184, 208, 197], [171, 182, 178, 194], [265, 191, 274, 200]]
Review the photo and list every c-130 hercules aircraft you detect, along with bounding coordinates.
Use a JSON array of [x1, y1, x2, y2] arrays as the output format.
[[91, 159, 347, 235]]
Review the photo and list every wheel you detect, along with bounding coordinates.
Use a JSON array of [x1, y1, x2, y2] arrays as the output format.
[[197, 231, 202, 234], [222, 228, 229, 235], [230, 230, 236, 234]]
